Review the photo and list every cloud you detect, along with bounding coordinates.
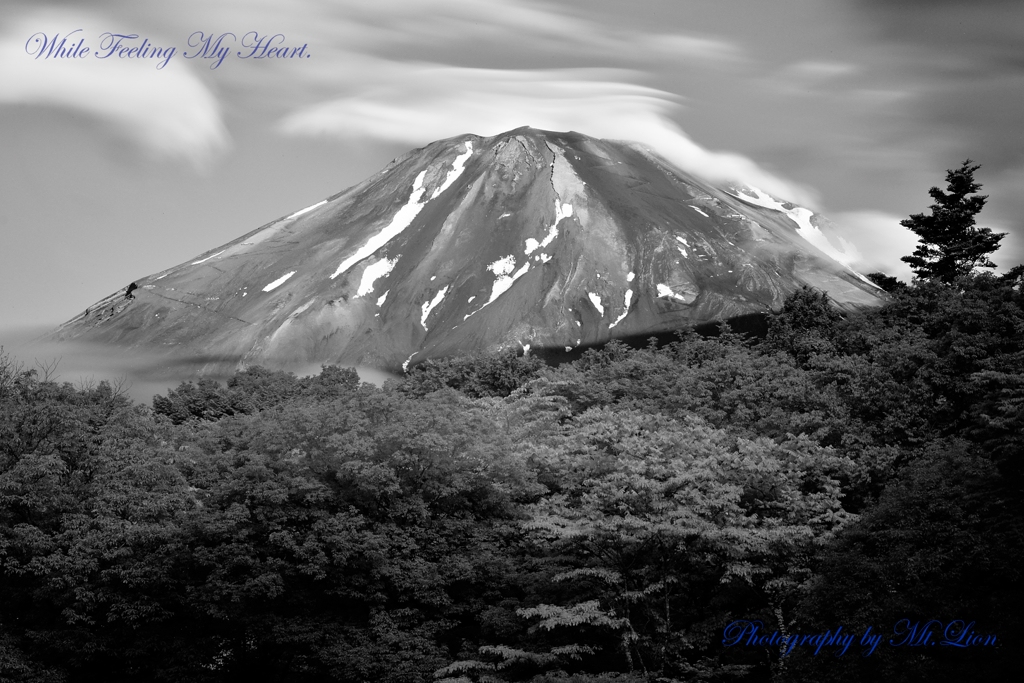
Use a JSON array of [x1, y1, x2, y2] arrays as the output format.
[[278, 65, 815, 205], [1, 0, 746, 170], [910, 75, 1024, 172], [644, 34, 743, 63], [784, 61, 859, 79], [0, 329, 396, 404], [977, 166, 1024, 271], [775, 61, 859, 87], [238, 0, 787, 200], [853, 0, 1024, 70], [242, 0, 744, 65], [0, 7, 227, 165], [846, 0, 1024, 172], [831, 206, 1021, 280], [830, 210, 921, 280]]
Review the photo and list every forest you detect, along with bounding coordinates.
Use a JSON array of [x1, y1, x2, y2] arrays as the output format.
[[1, 164, 1021, 682]]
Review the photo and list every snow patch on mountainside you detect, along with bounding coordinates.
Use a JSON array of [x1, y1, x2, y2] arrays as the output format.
[[588, 292, 604, 317], [486, 262, 530, 307], [609, 290, 633, 328], [690, 206, 709, 218], [331, 171, 429, 279], [488, 255, 516, 277], [287, 200, 327, 220], [262, 271, 296, 292], [657, 283, 692, 303], [431, 142, 474, 199], [420, 286, 449, 331], [355, 258, 397, 297], [730, 186, 880, 288], [191, 250, 226, 265], [539, 221, 561, 251], [737, 188, 822, 249], [465, 258, 531, 320], [525, 202, 570, 255]]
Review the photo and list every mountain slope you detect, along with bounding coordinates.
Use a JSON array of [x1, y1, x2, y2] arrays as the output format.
[[52, 126, 882, 373]]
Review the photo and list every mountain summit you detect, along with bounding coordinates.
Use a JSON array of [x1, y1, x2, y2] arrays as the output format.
[[52, 127, 882, 373]]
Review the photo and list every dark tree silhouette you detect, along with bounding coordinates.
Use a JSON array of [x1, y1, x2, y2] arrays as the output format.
[[866, 272, 905, 293], [900, 160, 1005, 283]]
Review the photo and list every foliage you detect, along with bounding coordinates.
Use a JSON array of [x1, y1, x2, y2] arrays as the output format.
[[3, 259, 1024, 680], [400, 348, 544, 399], [865, 272, 904, 293], [784, 442, 1024, 682], [900, 160, 1005, 283], [764, 286, 845, 363], [152, 365, 361, 424], [491, 408, 855, 680]]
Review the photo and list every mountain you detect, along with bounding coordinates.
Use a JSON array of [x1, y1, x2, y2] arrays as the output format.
[[50, 126, 883, 374]]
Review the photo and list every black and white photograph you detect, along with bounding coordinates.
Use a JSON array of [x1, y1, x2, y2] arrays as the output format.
[[1, 1, 1021, 680]]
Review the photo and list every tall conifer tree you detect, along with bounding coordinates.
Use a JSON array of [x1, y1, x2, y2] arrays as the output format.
[[901, 160, 1005, 282]]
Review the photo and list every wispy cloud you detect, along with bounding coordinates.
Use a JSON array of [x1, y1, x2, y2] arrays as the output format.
[[0, 7, 227, 166], [644, 34, 744, 63], [0, 0, 793, 200], [237, 0, 796, 200], [830, 210, 922, 280], [778, 60, 859, 84], [278, 64, 815, 204], [0, 0, 752, 180]]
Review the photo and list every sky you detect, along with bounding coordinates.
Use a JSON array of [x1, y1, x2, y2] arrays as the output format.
[[2, 0, 1023, 348]]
